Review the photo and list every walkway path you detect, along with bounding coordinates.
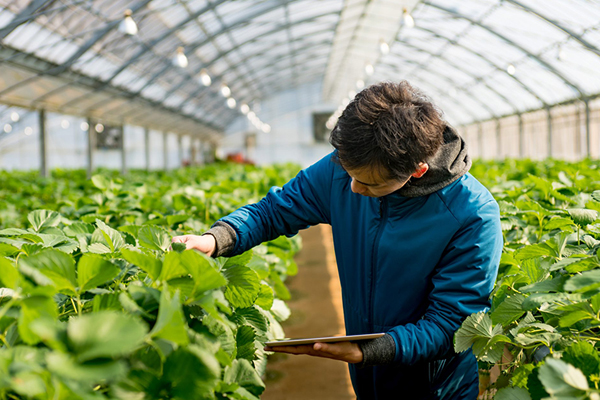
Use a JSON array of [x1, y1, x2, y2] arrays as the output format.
[[262, 225, 355, 400]]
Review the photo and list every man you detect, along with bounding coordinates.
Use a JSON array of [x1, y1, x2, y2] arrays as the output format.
[[172, 81, 503, 399]]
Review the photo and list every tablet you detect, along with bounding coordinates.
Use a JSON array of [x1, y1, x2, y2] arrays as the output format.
[[265, 333, 385, 347]]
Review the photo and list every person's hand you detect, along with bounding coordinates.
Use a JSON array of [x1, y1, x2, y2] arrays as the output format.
[[263, 341, 363, 364], [171, 234, 216, 256]]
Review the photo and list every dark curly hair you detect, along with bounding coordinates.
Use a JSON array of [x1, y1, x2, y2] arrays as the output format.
[[330, 81, 445, 180]]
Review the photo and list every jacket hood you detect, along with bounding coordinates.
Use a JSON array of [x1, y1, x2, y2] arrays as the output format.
[[396, 125, 471, 198]]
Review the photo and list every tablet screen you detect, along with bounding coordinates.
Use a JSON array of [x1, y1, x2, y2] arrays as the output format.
[[265, 333, 385, 347]]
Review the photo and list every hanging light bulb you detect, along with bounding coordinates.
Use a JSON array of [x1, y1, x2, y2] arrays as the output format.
[[61, 119, 70, 129], [80, 122, 89, 131], [24, 127, 33, 136], [365, 64, 374, 76], [95, 123, 104, 133], [220, 83, 231, 97], [119, 9, 138, 36], [173, 47, 188, 68], [226, 98, 236, 109], [557, 45, 566, 61], [379, 39, 390, 55], [356, 79, 365, 89], [4, 124, 12, 133], [262, 124, 271, 133], [402, 8, 415, 28], [10, 112, 19, 122], [199, 69, 211, 86], [247, 111, 256, 120], [348, 90, 356, 98], [240, 104, 250, 114], [507, 64, 516, 75]]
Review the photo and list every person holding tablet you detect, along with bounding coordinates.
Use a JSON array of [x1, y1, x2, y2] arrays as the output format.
[[172, 81, 503, 400]]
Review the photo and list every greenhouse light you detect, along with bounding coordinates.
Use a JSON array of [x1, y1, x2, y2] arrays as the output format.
[[226, 98, 236, 109], [402, 8, 415, 29], [379, 39, 390, 55], [356, 79, 365, 89], [199, 69, 211, 86], [365, 64, 374, 76], [80, 122, 89, 131], [247, 111, 256, 120], [173, 47, 188, 68], [24, 127, 32, 136], [348, 90, 356, 98], [61, 119, 70, 129], [220, 84, 231, 98], [262, 124, 271, 133], [557, 45, 566, 61], [119, 9, 138, 36], [240, 104, 250, 114], [95, 123, 104, 133], [507, 64, 516, 75], [10, 112, 19, 122], [4, 124, 12, 133], [326, 120, 335, 130], [342, 97, 350, 106]]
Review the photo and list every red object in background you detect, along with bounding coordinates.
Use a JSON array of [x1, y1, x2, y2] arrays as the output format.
[[226, 152, 254, 165]]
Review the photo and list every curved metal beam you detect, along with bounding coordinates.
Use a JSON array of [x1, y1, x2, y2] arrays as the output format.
[[153, 13, 338, 109], [505, 0, 600, 59], [412, 25, 548, 107], [424, 1, 586, 98], [392, 40, 518, 115], [0, 0, 56, 40]]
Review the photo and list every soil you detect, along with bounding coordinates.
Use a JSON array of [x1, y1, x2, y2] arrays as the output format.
[[262, 224, 355, 400]]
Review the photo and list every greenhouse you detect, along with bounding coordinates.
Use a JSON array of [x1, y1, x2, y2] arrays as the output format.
[[1, 0, 600, 399]]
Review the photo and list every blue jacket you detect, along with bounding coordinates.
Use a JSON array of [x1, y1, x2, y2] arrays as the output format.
[[220, 152, 502, 399]]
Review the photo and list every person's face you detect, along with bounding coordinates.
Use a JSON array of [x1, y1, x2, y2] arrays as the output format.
[[345, 163, 428, 198]]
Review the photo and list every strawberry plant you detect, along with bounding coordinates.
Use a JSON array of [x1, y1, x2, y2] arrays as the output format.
[[457, 159, 600, 400], [0, 164, 301, 400]]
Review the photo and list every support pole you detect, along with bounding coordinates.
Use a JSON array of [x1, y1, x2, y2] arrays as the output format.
[[547, 107, 553, 158], [86, 118, 94, 179], [192, 137, 198, 165], [576, 103, 582, 159], [478, 122, 484, 159], [495, 119, 501, 160], [144, 128, 150, 171], [518, 114, 524, 158], [120, 126, 126, 175], [585, 99, 591, 158], [39, 109, 48, 178], [163, 132, 168, 171], [178, 134, 183, 167]]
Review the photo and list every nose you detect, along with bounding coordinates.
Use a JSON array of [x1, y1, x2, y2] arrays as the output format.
[[351, 179, 366, 194]]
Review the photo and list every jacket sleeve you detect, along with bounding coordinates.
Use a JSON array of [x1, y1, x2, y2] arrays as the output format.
[[387, 199, 503, 365], [217, 154, 335, 256]]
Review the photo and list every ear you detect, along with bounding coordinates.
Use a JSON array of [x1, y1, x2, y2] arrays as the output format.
[[411, 163, 429, 179]]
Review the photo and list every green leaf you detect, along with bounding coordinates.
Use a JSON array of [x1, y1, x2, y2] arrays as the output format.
[[179, 250, 227, 296], [19, 249, 77, 295], [521, 276, 566, 293], [544, 217, 575, 231], [512, 363, 535, 388], [224, 251, 253, 269], [538, 358, 588, 397], [454, 312, 509, 363], [171, 242, 186, 252], [270, 299, 291, 322], [63, 222, 94, 237], [491, 293, 526, 326], [562, 341, 600, 385], [77, 254, 120, 293], [223, 265, 260, 308], [18, 296, 58, 345], [256, 284, 274, 310], [68, 311, 148, 361], [559, 310, 594, 327], [87, 242, 111, 254], [236, 325, 257, 361], [28, 210, 61, 232], [91, 175, 110, 190], [93, 219, 124, 252], [494, 387, 532, 400], [163, 346, 220, 399], [149, 288, 189, 346], [568, 208, 598, 226], [203, 315, 236, 357], [138, 226, 171, 252], [160, 251, 188, 281], [121, 248, 162, 281], [224, 359, 265, 396], [515, 243, 556, 261], [564, 269, 600, 292], [0, 257, 20, 289], [46, 352, 127, 382], [0, 243, 20, 257]]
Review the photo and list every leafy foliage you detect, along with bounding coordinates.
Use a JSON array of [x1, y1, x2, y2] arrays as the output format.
[[0, 163, 301, 399]]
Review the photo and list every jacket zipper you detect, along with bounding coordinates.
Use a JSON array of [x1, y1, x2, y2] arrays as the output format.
[[369, 197, 388, 332]]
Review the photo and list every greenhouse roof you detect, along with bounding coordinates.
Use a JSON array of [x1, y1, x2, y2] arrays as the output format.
[[1, 0, 600, 134]]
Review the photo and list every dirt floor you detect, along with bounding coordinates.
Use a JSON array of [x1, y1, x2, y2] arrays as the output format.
[[262, 225, 355, 400]]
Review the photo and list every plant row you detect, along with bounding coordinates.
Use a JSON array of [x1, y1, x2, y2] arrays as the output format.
[[457, 159, 600, 400], [0, 163, 301, 400]]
